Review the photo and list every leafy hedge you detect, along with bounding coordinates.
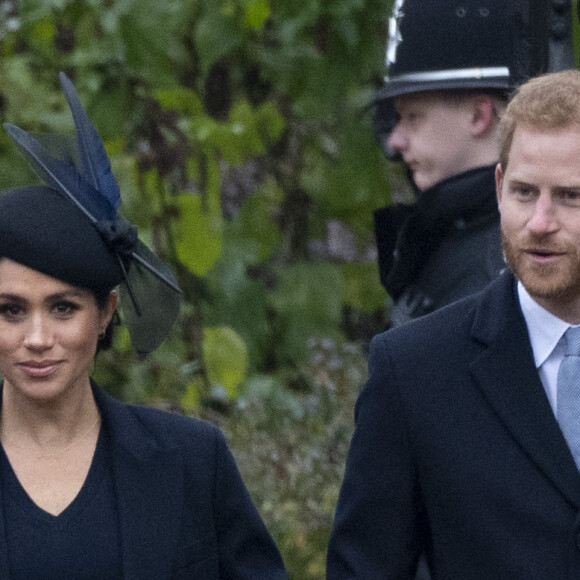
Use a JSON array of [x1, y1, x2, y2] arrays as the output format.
[[0, 0, 393, 577], [0, 0, 391, 400]]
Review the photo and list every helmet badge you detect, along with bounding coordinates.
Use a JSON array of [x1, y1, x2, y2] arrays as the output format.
[[386, 0, 406, 66]]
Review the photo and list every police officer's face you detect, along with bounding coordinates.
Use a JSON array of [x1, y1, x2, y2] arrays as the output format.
[[388, 91, 477, 191], [497, 125, 580, 322]]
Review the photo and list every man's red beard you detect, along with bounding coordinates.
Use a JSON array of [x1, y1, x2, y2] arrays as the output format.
[[501, 231, 580, 302]]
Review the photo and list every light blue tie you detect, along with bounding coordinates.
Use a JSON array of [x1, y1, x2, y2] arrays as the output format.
[[557, 326, 580, 471]]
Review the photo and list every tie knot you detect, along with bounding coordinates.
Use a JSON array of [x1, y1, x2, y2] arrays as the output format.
[[564, 326, 580, 356]]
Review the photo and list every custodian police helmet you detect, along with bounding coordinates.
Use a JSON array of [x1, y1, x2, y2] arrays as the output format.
[[374, 0, 550, 158]]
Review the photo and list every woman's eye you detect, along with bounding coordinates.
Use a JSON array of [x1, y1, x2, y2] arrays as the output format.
[[0, 304, 23, 319], [52, 302, 79, 316]]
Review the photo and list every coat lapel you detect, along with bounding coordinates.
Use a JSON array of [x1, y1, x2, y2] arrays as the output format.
[[0, 478, 11, 578], [469, 274, 580, 508], [94, 388, 184, 580]]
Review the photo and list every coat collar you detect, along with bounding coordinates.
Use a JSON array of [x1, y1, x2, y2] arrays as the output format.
[[0, 384, 184, 580], [469, 272, 580, 508], [93, 386, 185, 580], [375, 165, 499, 298]]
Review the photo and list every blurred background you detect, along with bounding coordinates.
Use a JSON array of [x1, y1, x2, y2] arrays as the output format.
[[1, 1, 580, 577]]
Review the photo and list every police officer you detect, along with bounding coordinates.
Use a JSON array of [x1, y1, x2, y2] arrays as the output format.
[[370, 3, 548, 578], [373, 0, 544, 328]]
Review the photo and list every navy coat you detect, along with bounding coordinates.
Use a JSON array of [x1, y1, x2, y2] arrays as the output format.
[[327, 272, 580, 579], [0, 386, 287, 580]]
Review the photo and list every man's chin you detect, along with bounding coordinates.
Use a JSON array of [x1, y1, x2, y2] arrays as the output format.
[[518, 271, 580, 303], [412, 174, 433, 192]]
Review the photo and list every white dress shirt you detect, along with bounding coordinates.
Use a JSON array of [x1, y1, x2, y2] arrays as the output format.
[[518, 281, 580, 415]]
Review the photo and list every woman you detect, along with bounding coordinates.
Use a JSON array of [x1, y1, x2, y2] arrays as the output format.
[[0, 73, 287, 579]]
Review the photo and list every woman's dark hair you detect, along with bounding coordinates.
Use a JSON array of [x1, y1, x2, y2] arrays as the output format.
[[94, 288, 118, 352]]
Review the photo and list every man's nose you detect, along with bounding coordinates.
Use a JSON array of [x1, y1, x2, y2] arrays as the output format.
[[387, 123, 407, 152], [527, 194, 559, 235]]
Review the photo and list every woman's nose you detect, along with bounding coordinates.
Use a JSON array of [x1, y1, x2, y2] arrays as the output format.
[[23, 315, 54, 350]]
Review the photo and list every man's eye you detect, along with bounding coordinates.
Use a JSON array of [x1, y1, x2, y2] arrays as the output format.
[[511, 185, 534, 198], [558, 190, 580, 206]]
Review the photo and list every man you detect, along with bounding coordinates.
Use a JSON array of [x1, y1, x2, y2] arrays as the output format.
[[373, 0, 543, 327], [327, 69, 580, 578]]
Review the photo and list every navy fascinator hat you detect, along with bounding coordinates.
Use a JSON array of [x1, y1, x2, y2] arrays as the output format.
[[0, 72, 182, 355]]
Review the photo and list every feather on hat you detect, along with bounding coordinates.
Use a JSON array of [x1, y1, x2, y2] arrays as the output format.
[[2, 72, 181, 355]]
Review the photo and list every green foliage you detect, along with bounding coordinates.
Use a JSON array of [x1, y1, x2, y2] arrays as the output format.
[[7, 1, 580, 577], [1, 0, 393, 576], [203, 326, 248, 397], [174, 191, 223, 275], [214, 338, 365, 580]]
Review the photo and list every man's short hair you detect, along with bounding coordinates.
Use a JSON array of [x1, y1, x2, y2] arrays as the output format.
[[499, 70, 580, 169]]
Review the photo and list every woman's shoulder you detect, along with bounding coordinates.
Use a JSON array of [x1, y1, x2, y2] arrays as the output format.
[[129, 402, 218, 435], [96, 387, 226, 455]]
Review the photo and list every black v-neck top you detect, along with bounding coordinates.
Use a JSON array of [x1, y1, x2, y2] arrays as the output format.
[[0, 425, 122, 579]]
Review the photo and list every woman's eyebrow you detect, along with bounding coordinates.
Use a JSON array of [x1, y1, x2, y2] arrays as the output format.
[[0, 293, 25, 302], [47, 291, 86, 300]]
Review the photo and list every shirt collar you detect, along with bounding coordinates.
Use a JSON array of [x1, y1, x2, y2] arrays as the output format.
[[518, 281, 570, 369]]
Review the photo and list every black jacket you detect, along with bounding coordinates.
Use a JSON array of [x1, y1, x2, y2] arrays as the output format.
[[0, 385, 287, 580], [327, 272, 580, 579], [374, 165, 505, 327]]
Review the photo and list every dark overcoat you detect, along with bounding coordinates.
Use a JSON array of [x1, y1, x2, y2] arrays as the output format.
[[0, 386, 287, 580], [374, 165, 505, 327], [327, 272, 580, 579]]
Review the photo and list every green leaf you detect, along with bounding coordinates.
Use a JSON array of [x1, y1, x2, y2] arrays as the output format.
[[181, 379, 203, 413], [244, 0, 270, 31], [302, 117, 390, 235], [201, 237, 271, 370], [232, 176, 283, 262], [174, 193, 223, 276], [194, 8, 241, 75], [342, 262, 386, 312], [119, 9, 176, 84], [270, 262, 343, 324], [269, 263, 344, 362], [256, 101, 286, 143], [155, 87, 204, 117], [83, 83, 136, 142], [229, 100, 267, 156], [28, 17, 56, 44], [114, 326, 132, 352], [203, 326, 248, 398]]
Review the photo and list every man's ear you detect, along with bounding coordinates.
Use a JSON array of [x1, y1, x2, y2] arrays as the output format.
[[469, 94, 496, 137], [495, 162, 504, 205]]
